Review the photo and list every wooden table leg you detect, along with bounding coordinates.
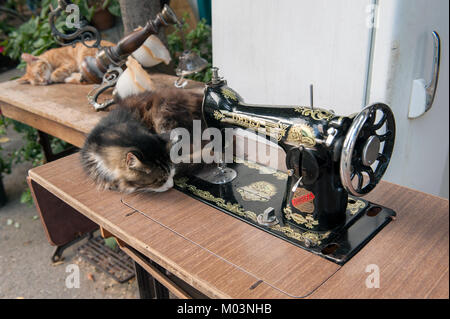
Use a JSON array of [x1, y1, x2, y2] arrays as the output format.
[[36, 130, 78, 163]]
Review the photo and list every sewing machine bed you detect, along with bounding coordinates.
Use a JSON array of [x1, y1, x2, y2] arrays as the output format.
[[122, 159, 395, 265]]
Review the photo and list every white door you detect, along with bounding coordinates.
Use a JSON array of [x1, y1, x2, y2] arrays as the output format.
[[212, 0, 374, 115], [212, 0, 449, 198], [369, 0, 449, 198]]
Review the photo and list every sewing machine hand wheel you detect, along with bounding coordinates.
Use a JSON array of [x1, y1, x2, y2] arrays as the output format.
[[340, 103, 395, 196]]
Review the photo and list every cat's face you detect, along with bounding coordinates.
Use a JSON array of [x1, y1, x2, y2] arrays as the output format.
[[17, 53, 52, 85], [82, 144, 175, 194], [117, 151, 175, 193]]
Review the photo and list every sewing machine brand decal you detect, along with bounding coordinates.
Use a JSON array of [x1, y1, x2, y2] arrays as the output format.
[[214, 110, 317, 148], [214, 110, 289, 141], [291, 188, 315, 213], [294, 106, 334, 121], [292, 191, 315, 207], [237, 181, 277, 202]]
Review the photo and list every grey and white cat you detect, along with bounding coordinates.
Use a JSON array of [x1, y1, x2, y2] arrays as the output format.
[[80, 88, 203, 193]]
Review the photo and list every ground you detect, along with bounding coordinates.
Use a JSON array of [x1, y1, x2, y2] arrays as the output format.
[[0, 68, 139, 299]]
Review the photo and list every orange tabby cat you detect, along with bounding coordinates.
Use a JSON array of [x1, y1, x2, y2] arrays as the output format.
[[17, 40, 115, 85]]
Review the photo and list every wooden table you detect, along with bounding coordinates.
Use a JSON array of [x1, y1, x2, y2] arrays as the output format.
[[1, 79, 448, 299], [0, 75, 204, 148], [28, 153, 449, 299]]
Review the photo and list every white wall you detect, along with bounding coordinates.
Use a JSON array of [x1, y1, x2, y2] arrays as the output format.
[[212, 0, 373, 115]]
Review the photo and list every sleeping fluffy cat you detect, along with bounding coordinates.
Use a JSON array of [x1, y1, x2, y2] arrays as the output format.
[[81, 88, 204, 193], [17, 40, 114, 85]]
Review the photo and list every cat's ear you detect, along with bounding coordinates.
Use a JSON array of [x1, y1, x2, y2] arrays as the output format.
[[21, 53, 39, 64], [16, 74, 30, 84], [126, 152, 143, 169]]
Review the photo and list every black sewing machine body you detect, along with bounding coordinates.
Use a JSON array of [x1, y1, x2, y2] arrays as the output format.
[[203, 83, 353, 232], [174, 70, 396, 264]]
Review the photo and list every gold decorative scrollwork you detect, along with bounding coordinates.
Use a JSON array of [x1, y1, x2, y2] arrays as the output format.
[[174, 178, 258, 222], [213, 110, 225, 121], [283, 205, 318, 229], [221, 88, 238, 101], [270, 224, 330, 246], [174, 177, 329, 246], [294, 106, 334, 121], [237, 181, 277, 202], [286, 124, 316, 147], [347, 199, 367, 215]]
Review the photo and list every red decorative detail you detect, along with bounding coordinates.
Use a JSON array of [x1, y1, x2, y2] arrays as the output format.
[[292, 192, 315, 207]]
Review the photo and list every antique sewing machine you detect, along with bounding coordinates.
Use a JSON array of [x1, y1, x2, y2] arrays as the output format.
[[173, 68, 396, 265]]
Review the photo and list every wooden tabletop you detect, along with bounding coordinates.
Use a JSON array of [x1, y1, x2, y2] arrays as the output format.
[[0, 75, 204, 148], [29, 154, 449, 299]]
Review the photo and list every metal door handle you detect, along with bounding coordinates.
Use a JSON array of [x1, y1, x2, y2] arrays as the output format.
[[408, 31, 441, 119], [425, 31, 441, 113]]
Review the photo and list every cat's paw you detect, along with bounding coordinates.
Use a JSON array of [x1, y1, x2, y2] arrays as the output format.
[[64, 73, 83, 84]]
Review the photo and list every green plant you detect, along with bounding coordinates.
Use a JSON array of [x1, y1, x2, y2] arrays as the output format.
[[167, 15, 212, 83], [0, 0, 107, 206], [101, 0, 121, 17], [1, 0, 121, 68], [0, 0, 62, 68], [0, 116, 13, 176], [0, 117, 69, 205], [75, 0, 121, 21]]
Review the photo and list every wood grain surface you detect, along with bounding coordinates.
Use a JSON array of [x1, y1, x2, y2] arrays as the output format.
[[310, 183, 449, 299], [28, 153, 449, 298], [29, 154, 339, 299], [0, 74, 204, 147]]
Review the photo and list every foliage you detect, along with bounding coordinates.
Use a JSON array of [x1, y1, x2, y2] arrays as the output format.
[[0, 0, 116, 205], [1, 0, 121, 68], [0, 117, 69, 205], [74, 0, 122, 21], [101, 0, 121, 17], [0, 0, 62, 68], [167, 15, 212, 83], [0, 116, 12, 176]]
